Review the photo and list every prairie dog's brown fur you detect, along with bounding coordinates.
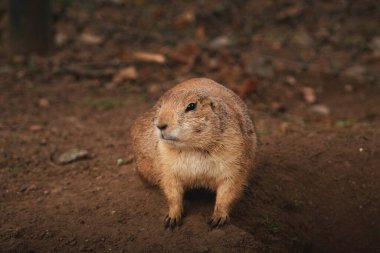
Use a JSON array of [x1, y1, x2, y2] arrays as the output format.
[[131, 78, 257, 228]]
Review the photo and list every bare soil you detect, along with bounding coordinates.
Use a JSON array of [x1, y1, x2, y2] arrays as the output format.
[[1, 1, 379, 252]]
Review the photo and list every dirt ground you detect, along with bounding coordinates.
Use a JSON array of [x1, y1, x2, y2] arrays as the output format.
[[1, 1, 380, 252]]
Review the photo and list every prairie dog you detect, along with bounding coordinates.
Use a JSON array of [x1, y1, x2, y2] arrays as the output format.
[[131, 78, 257, 228]]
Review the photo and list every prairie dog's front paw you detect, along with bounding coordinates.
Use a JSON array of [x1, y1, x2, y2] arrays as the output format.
[[208, 214, 230, 229], [164, 213, 183, 230]]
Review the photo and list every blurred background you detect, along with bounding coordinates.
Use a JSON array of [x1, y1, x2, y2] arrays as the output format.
[[1, 1, 379, 253]]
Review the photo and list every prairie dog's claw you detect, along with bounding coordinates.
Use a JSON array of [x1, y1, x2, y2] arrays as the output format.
[[164, 214, 182, 230], [208, 215, 230, 229]]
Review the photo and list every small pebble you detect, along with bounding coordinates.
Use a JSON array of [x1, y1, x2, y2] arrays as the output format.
[[117, 156, 134, 166], [116, 158, 125, 166]]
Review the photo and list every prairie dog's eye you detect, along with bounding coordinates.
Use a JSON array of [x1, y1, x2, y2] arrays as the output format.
[[185, 102, 196, 112]]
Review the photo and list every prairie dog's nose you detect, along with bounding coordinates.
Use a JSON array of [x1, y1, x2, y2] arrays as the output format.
[[156, 123, 168, 131]]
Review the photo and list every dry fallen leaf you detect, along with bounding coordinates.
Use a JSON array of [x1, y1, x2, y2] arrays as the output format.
[[112, 66, 138, 83], [175, 9, 195, 28], [58, 149, 89, 164], [344, 84, 353, 92], [80, 33, 103, 45], [285, 75, 297, 86], [300, 86, 316, 104], [29, 125, 43, 132], [147, 84, 160, 94], [196, 26, 206, 41], [55, 32, 68, 46], [235, 79, 258, 98], [271, 102, 287, 113], [279, 122, 290, 134], [38, 98, 50, 108], [310, 104, 330, 115], [209, 36, 231, 50], [170, 43, 199, 68], [276, 4, 303, 20], [133, 52, 166, 64]]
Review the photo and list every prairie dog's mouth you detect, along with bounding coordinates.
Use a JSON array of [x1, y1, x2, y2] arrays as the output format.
[[160, 133, 178, 142]]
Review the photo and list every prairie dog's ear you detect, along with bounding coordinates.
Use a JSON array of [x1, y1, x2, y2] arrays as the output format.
[[201, 96, 226, 132], [199, 96, 217, 111]]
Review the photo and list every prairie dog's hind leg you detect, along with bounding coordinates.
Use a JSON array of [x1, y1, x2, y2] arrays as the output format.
[[134, 155, 160, 185]]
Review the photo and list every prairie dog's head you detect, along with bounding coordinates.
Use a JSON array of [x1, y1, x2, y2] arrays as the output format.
[[154, 89, 222, 149]]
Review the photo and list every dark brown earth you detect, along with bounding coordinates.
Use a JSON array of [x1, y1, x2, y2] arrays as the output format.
[[1, 1, 380, 252]]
